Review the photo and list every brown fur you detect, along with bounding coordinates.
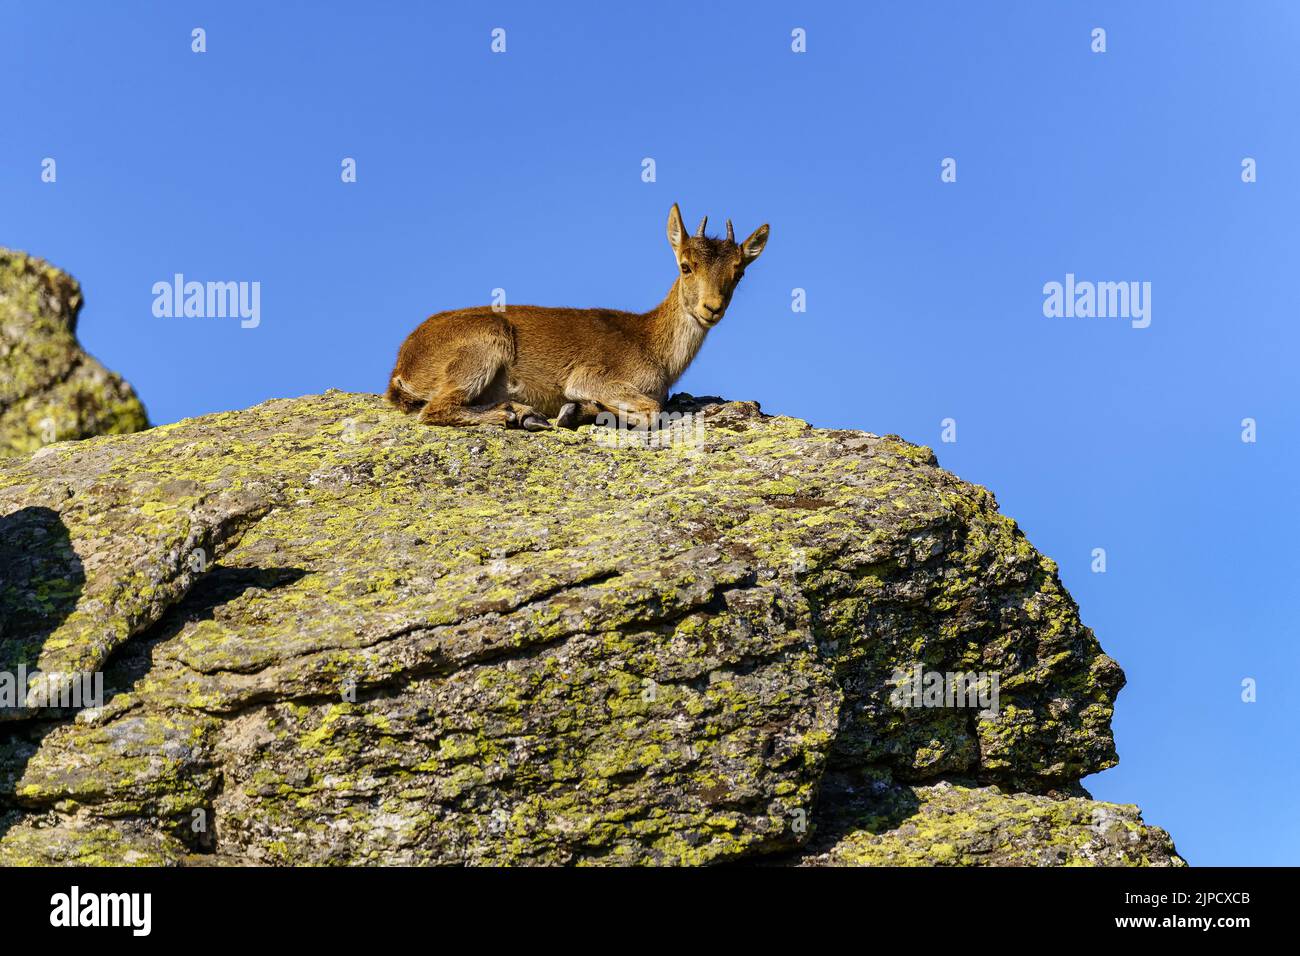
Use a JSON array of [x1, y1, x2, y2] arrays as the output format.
[[386, 204, 768, 430]]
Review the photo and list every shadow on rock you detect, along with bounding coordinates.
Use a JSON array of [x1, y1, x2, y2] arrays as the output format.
[[0, 506, 85, 842]]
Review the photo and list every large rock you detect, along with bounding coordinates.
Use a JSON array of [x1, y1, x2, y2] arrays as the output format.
[[0, 391, 1181, 865], [0, 248, 148, 457]]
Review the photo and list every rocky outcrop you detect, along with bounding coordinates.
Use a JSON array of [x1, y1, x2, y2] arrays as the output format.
[[0, 391, 1181, 865], [795, 773, 1182, 866], [0, 248, 148, 457]]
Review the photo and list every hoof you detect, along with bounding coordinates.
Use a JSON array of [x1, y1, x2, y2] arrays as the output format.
[[521, 413, 552, 432], [556, 403, 580, 430]]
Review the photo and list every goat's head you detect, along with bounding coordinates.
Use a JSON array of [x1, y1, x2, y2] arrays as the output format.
[[666, 203, 768, 328]]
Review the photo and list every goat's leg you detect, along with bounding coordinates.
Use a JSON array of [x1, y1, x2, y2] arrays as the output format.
[[503, 402, 552, 431], [408, 332, 546, 429], [419, 394, 509, 427], [564, 368, 663, 430], [555, 401, 603, 430], [421, 395, 548, 430]]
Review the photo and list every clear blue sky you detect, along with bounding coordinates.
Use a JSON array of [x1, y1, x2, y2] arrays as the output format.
[[4, 1, 1296, 866]]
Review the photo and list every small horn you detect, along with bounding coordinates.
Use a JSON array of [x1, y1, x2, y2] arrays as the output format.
[[695, 215, 708, 237], [725, 219, 734, 242]]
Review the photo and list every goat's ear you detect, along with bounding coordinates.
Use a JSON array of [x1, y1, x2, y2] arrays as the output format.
[[667, 204, 687, 250], [741, 223, 769, 263]]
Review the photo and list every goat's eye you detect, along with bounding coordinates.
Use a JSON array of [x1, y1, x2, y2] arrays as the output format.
[[680, 262, 692, 276]]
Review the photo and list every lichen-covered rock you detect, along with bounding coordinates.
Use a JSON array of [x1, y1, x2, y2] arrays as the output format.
[[794, 772, 1182, 866], [0, 391, 1180, 865], [0, 247, 149, 457], [0, 813, 186, 867]]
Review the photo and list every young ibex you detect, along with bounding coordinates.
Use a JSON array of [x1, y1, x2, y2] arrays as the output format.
[[386, 204, 768, 430]]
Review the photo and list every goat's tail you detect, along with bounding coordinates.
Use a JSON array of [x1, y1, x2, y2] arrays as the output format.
[[385, 375, 427, 414]]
